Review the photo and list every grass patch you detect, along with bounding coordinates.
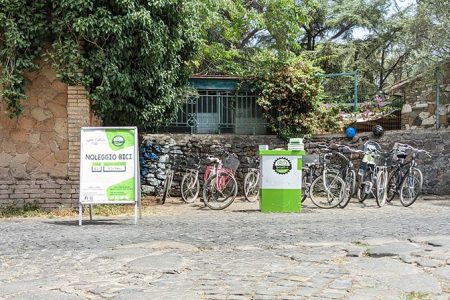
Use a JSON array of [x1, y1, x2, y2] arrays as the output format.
[[403, 292, 430, 300], [91, 204, 135, 216], [0, 201, 43, 218], [1, 203, 161, 218]]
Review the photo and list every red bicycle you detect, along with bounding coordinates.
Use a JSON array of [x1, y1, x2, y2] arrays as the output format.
[[202, 153, 240, 210]]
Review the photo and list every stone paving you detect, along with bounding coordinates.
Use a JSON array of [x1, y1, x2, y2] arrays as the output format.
[[1, 198, 450, 299]]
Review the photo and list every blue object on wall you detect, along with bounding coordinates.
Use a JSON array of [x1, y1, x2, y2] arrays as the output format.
[[345, 127, 357, 138]]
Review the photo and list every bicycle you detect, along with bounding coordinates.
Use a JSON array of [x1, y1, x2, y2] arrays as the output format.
[[386, 143, 430, 207], [243, 157, 260, 202], [357, 141, 392, 207], [332, 144, 361, 208], [308, 145, 347, 209], [180, 154, 201, 203], [301, 153, 321, 202], [202, 152, 240, 210], [160, 154, 183, 204]]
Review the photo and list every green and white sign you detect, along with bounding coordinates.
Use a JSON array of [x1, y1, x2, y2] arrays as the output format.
[[79, 127, 139, 205]]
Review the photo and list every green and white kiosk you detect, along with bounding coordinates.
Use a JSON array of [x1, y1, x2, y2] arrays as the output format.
[[259, 139, 304, 212]]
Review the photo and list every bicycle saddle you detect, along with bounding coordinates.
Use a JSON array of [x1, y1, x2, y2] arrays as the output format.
[[206, 157, 221, 164], [302, 154, 320, 168], [393, 143, 408, 159]]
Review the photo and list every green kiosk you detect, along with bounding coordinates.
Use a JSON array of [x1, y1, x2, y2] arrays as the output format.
[[259, 139, 305, 212]]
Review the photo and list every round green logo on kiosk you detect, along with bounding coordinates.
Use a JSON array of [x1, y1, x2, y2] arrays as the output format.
[[112, 135, 125, 147], [273, 157, 292, 175]]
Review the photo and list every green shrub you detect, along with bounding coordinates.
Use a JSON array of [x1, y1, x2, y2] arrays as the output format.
[[245, 56, 342, 138]]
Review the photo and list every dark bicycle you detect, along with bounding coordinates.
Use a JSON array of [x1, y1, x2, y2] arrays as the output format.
[[386, 143, 430, 207]]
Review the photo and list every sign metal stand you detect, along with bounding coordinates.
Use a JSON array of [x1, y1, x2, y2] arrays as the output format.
[[78, 127, 140, 225]]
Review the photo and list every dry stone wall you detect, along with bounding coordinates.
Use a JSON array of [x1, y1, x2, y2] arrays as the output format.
[[307, 129, 450, 195], [141, 129, 450, 197], [393, 61, 450, 129], [139, 134, 284, 196]]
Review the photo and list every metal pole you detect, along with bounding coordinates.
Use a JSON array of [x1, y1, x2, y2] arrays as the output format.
[[435, 65, 441, 129], [353, 74, 358, 112], [138, 193, 142, 220], [89, 204, 93, 221], [79, 204, 82, 226], [134, 201, 138, 225]]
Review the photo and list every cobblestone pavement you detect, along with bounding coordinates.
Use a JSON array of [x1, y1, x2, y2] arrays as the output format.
[[1, 198, 450, 300]]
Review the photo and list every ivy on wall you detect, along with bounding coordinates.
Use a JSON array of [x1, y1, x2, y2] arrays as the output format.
[[0, 0, 49, 117], [0, 0, 199, 129]]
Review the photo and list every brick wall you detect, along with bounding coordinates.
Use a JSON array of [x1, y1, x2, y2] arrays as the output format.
[[0, 179, 78, 209], [67, 86, 91, 181]]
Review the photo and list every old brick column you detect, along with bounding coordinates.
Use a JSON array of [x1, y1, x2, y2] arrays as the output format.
[[67, 86, 91, 181]]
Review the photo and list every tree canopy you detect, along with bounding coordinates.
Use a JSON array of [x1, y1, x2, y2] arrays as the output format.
[[196, 0, 450, 89], [1, 0, 449, 129]]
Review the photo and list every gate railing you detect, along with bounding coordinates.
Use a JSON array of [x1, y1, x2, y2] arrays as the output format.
[[164, 90, 268, 135]]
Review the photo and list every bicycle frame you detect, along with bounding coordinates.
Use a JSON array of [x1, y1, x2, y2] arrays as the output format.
[[321, 153, 339, 195], [204, 159, 236, 193], [390, 147, 424, 193], [214, 167, 235, 192]]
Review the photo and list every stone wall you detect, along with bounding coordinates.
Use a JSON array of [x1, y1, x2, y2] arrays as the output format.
[[2, 60, 449, 210], [139, 134, 284, 196], [0, 63, 68, 180], [141, 129, 450, 196], [0, 62, 94, 209], [305, 129, 450, 195], [388, 60, 450, 129]]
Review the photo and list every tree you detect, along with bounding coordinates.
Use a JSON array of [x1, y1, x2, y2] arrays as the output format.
[[194, 0, 308, 75], [0, 0, 200, 130], [402, 0, 450, 71], [299, 0, 389, 51]]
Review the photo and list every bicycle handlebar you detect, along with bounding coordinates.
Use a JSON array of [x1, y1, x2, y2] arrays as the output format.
[[335, 144, 364, 154], [393, 143, 431, 157]]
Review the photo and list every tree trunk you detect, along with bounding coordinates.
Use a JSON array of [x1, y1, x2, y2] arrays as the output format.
[[307, 34, 313, 50], [379, 47, 386, 90]]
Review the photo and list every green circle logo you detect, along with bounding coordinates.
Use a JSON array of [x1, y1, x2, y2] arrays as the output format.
[[112, 135, 125, 147], [273, 157, 292, 175]]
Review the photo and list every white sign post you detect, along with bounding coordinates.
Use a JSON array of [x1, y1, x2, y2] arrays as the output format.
[[79, 127, 140, 225]]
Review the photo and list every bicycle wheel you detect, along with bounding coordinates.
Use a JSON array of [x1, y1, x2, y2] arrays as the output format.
[[244, 170, 259, 202], [161, 170, 173, 204], [399, 169, 422, 207], [375, 169, 388, 207], [301, 171, 310, 202], [357, 170, 373, 203], [386, 169, 399, 203], [310, 172, 346, 209], [203, 172, 238, 210], [181, 172, 199, 203], [339, 168, 356, 208], [414, 167, 423, 190]]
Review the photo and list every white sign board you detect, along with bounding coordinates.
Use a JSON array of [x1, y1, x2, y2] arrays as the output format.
[[260, 155, 302, 189], [79, 127, 139, 225]]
